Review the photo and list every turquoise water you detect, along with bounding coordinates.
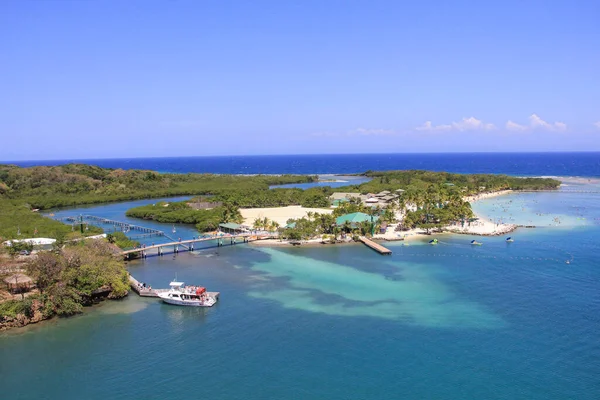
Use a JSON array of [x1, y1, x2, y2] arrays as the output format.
[[2, 190, 599, 399]]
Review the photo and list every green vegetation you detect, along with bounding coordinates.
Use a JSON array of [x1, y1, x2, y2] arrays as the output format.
[[0, 164, 315, 209], [0, 164, 560, 240], [398, 185, 474, 233], [125, 201, 243, 232], [213, 187, 331, 208], [252, 217, 280, 232], [5, 240, 34, 256], [106, 232, 140, 250], [125, 188, 332, 232], [281, 212, 337, 241], [350, 170, 560, 194], [0, 240, 129, 327], [0, 200, 103, 241]]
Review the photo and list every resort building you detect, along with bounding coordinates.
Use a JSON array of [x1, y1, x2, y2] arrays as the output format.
[[3, 237, 56, 251], [335, 212, 379, 228], [218, 223, 247, 234]]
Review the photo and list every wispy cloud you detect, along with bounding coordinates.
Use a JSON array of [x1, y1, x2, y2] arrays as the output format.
[[416, 117, 495, 132], [594, 121, 600, 129], [506, 114, 567, 132], [505, 120, 528, 131]]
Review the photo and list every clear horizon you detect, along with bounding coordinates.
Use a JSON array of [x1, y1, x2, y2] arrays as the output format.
[[3, 150, 600, 164], [2, 0, 599, 160]]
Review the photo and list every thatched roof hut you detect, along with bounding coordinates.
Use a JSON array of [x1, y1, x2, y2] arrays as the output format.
[[4, 273, 33, 293]]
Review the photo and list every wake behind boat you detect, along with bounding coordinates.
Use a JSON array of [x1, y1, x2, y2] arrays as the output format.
[[157, 281, 218, 307]]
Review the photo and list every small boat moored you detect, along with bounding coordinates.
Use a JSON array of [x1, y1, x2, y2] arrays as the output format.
[[506, 237, 514, 242], [429, 239, 438, 245], [157, 281, 218, 307], [470, 240, 483, 246]]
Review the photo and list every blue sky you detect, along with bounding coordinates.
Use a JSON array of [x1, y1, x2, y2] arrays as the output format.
[[1, 0, 599, 160]]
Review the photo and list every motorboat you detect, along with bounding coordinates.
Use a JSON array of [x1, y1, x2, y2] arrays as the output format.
[[506, 237, 514, 242], [428, 239, 438, 245], [470, 240, 483, 246], [157, 281, 218, 307]]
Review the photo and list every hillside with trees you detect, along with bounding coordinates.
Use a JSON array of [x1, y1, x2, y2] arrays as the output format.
[[0, 200, 103, 240], [350, 170, 560, 194], [0, 240, 129, 330], [0, 164, 315, 209]]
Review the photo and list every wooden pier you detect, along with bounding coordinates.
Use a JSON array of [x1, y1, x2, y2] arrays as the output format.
[[122, 234, 275, 258], [57, 215, 165, 237], [359, 236, 392, 255]]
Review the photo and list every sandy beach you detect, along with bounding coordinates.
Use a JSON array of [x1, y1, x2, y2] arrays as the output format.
[[240, 206, 333, 226], [244, 189, 519, 246], [371, 189, 517, 241], [463, 189, 513, 203]]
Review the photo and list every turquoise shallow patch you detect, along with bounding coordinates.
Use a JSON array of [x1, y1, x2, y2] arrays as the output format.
[[248, 248, 505, 329]]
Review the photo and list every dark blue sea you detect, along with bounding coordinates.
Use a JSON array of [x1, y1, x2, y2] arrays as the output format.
[[8, 152, 600, 176], [1, 154, 599, 400]]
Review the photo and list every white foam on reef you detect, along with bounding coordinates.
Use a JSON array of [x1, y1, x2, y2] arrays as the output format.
[[248, 248, 505, 329]]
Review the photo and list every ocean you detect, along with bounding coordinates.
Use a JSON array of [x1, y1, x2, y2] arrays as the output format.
[[1, 154, 599, 400], [8, 152, 600, 176]]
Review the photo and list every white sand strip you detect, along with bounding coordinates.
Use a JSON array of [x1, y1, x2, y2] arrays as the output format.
[[240, 206, 333, 226]]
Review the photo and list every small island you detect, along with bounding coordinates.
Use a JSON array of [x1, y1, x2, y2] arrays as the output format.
[[124, 169, 560, 242]]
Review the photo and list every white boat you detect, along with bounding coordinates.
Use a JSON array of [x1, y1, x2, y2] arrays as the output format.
[[157, 281, 217, 307]]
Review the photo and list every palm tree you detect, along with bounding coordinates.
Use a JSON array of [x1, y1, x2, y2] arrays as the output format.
[[268, 221, 280, 233], [342, 220, 352, 234]]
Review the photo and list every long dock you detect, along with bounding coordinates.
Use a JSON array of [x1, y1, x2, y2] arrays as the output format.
[[359, 236, 392, 255], [128, 274, 220, 300], [122, 234, 274, 257], [58, 215, 165, 237]]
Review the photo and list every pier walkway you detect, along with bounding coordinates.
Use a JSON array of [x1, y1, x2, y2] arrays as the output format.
[[122, 233, 275, 258], [359, 236, 392, 255], [57, 215, 166, 237]]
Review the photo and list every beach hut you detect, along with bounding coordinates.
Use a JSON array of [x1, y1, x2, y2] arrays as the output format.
[[335, 212, 378, 228], [331, 199, 349, 207], [218, 223, 246, 234], [4, 273, 33, 294]]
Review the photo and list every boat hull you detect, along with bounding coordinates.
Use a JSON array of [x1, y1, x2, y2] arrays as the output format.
[[158, 294, 217, 307]]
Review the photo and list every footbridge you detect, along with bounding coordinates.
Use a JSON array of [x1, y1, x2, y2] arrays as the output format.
[[122, 233, 275, 258], [57, 215, 165, 237]]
